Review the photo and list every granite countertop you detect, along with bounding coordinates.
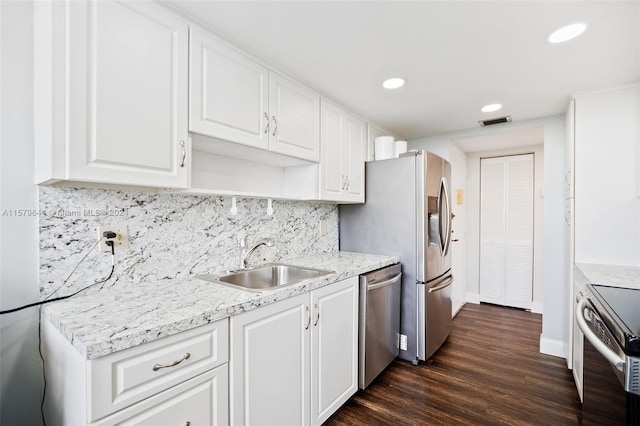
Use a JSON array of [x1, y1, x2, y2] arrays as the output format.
[[574, 263, 640, 291], [43, 251, 399, 360]]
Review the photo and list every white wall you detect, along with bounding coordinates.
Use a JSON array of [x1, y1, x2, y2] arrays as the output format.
[[0, 2, 44, 425], [409, 115, 567, 358], [540, 115, 567, 357], [448, 144, 468, 315], [574, 85, 639, 266]]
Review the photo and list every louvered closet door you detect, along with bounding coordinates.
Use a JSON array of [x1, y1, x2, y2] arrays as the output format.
[[480, 154, 533, 309]]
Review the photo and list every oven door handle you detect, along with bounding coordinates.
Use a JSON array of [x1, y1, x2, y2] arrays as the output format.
[[575, 297, 626, 372]]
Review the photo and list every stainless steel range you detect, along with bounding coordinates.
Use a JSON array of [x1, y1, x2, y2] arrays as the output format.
[[576, 284, 640, 424]]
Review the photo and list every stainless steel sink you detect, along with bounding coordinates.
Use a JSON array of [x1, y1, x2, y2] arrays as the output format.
[[196, 264, 334, 292]]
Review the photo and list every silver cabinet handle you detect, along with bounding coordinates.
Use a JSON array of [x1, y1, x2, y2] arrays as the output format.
[[179, 140, 186, 168], [271, 115, 278, 137], [313, 303, 320, 326], [263, 112, 269, 134], [305, 306, 311, 329], [183, 422, 191, 426], [152, 352, 191, 371]]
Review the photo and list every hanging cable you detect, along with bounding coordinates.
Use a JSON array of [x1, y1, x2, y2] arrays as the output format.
[[0, 233, 117, 315]]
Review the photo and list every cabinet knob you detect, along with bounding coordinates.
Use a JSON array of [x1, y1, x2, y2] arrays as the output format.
[[271, 115, 278, 137], [263, 112, 270, 134], [179, 140, 186, 168]]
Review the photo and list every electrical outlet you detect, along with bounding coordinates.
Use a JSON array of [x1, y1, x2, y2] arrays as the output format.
[[400, 334, 408, 351], [319, 219, 327, 237], [97, 224, 129, 252]]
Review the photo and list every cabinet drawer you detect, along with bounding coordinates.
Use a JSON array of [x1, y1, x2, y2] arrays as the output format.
[[90, 319, 228, 422], [91, 364, 228, 426]]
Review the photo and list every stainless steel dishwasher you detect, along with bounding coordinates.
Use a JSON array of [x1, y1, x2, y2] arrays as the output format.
[[359, 263, 402, 389]]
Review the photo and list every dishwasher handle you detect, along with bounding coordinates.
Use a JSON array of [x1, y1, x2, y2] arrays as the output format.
[[367, 273, 402, 291], [575, 297, 626, 372]]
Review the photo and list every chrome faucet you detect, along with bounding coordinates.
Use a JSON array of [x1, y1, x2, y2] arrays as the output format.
[[240, 236, 275, 269]]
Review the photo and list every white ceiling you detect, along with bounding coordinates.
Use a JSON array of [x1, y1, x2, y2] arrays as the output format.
[[452, 126, 544, 153], [166, 1, 640, 142]]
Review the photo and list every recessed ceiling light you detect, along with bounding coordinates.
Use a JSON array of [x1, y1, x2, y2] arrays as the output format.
[[481, 103, 502, 113], [548, 23, 587, 44], [382, 78, 405, 90]]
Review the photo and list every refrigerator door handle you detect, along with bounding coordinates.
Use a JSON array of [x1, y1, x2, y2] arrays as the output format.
[[438, 177, 452, 256], [427, 275, 454, 294]]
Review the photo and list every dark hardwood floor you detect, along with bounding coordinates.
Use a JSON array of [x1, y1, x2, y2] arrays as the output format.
[[325, 303, 582, 426]]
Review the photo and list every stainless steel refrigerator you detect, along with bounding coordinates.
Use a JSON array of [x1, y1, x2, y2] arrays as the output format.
[[340, 150, 453, 364]]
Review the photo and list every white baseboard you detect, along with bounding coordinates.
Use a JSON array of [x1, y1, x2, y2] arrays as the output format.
[[531, 301, 543, 314], [539, 335, 566, 359], [452, 301, 465, 317], [466, 292, 480, 304]]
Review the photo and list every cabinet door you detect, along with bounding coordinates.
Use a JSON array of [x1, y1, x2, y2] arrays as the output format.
[[343, 113, 366, 202], [91, 365, 228, 426], [230, 293, 310, 426], [311, 277, 359, 425], [190, 27, 269, 150], [66, 0, 188, 188], [319, 101, 344, 199], [90, 319, 228, 421], [269, 72, 320, 162]]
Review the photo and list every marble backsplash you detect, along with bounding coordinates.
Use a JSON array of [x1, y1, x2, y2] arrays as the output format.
[[38, 186, 338, 297]]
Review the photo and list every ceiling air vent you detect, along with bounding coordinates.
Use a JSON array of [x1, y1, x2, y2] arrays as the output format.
[[478, 115, 512, 127]]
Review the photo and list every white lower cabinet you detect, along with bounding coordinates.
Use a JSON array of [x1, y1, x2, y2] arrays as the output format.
[[42, 319, 229, 425], [230, 277, 359, 425], [92, 365, 228, 426]]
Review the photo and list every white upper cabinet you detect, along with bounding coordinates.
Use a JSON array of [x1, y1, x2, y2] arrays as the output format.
[[269, 72, 321, 161], [35, 0, 189, 188], [319, 100, 366, 203], [190, 27, 320, 163], [189, 29, 269, 150]]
